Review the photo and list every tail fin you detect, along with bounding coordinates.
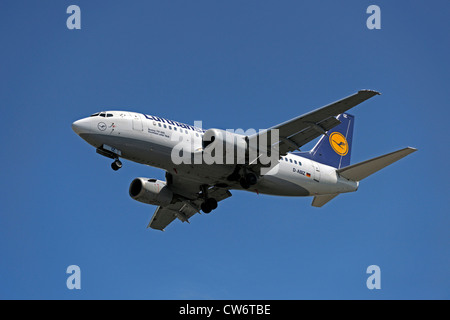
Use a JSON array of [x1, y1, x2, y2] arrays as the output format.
[[300, 113, 354, 169]]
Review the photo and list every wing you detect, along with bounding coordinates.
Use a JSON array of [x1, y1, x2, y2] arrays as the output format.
[[148, 184, 232, 231], [248, 90, 380, 165]]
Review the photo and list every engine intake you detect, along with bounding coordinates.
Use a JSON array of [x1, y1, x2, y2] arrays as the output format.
[[129, 178, 173, 206]]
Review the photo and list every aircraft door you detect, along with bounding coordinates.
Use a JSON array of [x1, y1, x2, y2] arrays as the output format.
[[132, 114, 143, 131], [313, 162, 321, 182]]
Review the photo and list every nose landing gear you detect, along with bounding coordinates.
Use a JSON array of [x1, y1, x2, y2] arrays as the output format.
[[111, 159, 122, 171], [96, 146, 123, 171]]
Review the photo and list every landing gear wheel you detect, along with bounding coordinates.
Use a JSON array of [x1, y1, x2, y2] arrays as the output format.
[[111, 159, 122, 171], [245, 172, 258, 186], [206, 198, 218, 210], [201, 198, 218, 213], [201, 202, 212, 214]]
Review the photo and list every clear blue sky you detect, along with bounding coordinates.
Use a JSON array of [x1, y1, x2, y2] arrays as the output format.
[[0, 0, 448, 299]]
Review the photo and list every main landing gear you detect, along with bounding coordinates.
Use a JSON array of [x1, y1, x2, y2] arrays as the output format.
[[200, 185, 218, 214], [201, 198, 217, 214], [227, 166, 258, 189], [239, 172, 257, 189], [111, 159, 122, 171]]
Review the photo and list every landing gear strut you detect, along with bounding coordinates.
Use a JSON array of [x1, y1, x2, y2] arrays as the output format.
[[227, 165, 241, 182], [111, 159, 122, 171], [228, 166, 258, 189]]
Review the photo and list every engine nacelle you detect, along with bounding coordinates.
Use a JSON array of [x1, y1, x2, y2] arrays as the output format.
[[202, 128, 247, 164], [129, 178, 173, 206]]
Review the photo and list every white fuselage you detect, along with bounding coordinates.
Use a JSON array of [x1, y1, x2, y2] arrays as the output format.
[[72, 111, 358, 197]]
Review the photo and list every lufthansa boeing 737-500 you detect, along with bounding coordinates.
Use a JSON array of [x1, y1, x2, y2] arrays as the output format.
[[72, 90, 416, 231]]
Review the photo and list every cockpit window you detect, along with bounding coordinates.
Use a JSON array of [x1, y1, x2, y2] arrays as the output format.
[[90, 111, 111, 117]]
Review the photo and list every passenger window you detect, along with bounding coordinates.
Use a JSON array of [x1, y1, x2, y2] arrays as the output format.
[[298, 162, 302, 166], [294, 160, 297, 165], [185, 130, 188, 134], [158, 123, 161, 127], [164, 124, 167, 128], [169, 126, 172, 130], [285, 158, 288, 162], [289, 159, 293, 163], [195, 133, 199, 137], [174, 127, 177, 131]]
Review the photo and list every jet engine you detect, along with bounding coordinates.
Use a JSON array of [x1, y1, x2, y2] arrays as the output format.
[[129, 178, 173, 206], [202, 128, 247, 164]]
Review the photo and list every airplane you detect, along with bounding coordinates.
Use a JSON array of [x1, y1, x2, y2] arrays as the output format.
[[72, 90, 417, 231]]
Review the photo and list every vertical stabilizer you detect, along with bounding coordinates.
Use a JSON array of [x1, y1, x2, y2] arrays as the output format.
[[300, 113, 354, 169]]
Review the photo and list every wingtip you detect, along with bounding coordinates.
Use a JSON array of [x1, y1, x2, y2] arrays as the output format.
[[147, 224, 165, 231], [359, 89, 381, 96]]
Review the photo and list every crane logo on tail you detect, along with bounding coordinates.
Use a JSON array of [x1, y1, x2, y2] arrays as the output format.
[[329, 132, 348, 156]]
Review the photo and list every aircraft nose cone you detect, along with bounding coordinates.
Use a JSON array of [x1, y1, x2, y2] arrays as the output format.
[[72, 118, 90, 135], [72, 120, 82, 135]]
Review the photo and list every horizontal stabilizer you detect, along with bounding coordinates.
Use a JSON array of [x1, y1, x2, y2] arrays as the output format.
[[336, 147, 417, 181], [312, 194, 339, 207]]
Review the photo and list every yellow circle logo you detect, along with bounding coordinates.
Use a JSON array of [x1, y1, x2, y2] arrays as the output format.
[[329, 132, 348, 156]]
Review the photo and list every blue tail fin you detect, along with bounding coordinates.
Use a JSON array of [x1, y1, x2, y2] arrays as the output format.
[[299, 113, 354, 169]]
